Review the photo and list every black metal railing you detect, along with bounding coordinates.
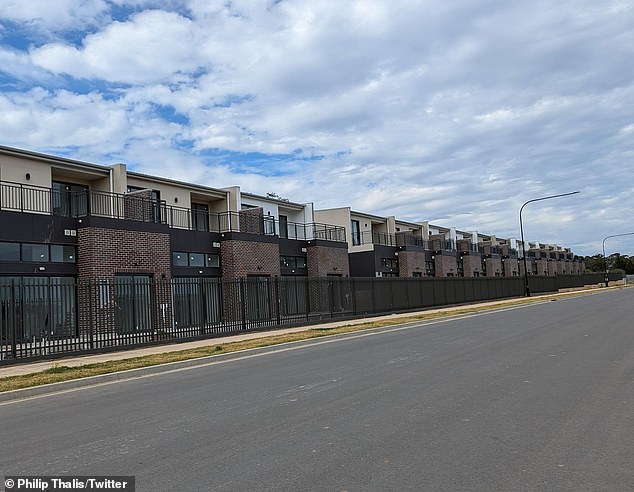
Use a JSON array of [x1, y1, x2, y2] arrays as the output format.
[[396, 233, 428, 249], [0, 181, 346, 242], [1, 272, 620, 364]]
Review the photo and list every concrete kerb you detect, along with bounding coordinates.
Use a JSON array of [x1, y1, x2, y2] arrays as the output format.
[[0, 287, 619, 403]]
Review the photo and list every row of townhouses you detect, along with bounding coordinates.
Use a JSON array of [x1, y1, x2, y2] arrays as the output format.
[[0, 145, 585, 287]]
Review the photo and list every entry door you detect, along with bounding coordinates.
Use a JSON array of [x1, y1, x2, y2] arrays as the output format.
[[245, 276, 271, 321], [114, 275, 152, 334]]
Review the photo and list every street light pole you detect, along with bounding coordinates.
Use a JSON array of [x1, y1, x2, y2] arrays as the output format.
[[602, 232, 634, 287], [519, 191, 580, 297]]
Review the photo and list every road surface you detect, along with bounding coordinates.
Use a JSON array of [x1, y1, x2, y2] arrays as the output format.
[[2, 289, 633, 491]]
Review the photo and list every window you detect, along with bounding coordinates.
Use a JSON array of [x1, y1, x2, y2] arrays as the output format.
[[280, 256, 307, 269], [279, 215, 288, 239], [172, 252, 188, 267], [0, 242, 20, 261], [188, 253, 205, 267], [381, 258, 398, 269], [412, 271, 423, 277], [52, 181, 88, 218], [351, 220, 361, 246], [172, 251, 220, 268], [50, 245, 76, 263], [22, 243, 49, 262], [205, 254, 220, 268], [191, 203, 209, 232]]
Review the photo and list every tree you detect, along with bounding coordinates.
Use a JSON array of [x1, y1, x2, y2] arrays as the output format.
[[583, 253, 634, 274]]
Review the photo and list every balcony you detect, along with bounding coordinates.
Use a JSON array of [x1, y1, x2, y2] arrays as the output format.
[[430, 238, 456, 253], [457, 241, 479, 254], [0, 181, 346, 242], [396, 232, 428, 249], [481, 245, 502, 257]]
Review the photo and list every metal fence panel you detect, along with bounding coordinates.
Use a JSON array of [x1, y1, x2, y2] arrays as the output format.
[[0, 272, 624, 364]]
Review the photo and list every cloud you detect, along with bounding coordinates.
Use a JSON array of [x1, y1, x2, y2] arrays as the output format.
[[1, 0, 634, 255], [30, 10, 201, 84]]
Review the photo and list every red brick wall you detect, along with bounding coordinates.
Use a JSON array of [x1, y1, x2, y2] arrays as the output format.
[[76, 226, 172, 335], [221, 239, 281, 278], [239, 207, 265, 234], [124, 189, 153, 222], [536, 259, 549, 276], [77, 227, 171, 279], [462, 255, 483, 277], [484, 257, 503, 277], [306, 244, 350, 277], [397, 250, 426, 277], [502, 258, 519, 277], [434, 254, 457, 277]]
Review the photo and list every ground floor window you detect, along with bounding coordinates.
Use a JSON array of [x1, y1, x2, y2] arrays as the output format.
[[113, 275, 152, 334], [172, 277, 222, 328], [0, 276, 76, 342]]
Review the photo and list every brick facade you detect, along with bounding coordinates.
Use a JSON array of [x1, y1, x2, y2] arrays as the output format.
[[519, 258, 534, 277], [462, 255, 483, 277], [434, 253, 458, 277], [502, 258, 519, 277], [484, 257, 503, 277], [76, 226, 172, 336], [397, 250, 426, 277], [77, 226, 171, 280], [220, 239, 281, 278], [536, 259, 549, 276], [306, 243, 350, 277], [124, 189, 154, 221]]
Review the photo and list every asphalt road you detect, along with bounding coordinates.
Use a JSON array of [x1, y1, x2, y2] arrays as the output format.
[[2, 289, 633, 491]]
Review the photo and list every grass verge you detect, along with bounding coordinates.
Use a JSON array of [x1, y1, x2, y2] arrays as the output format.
[[0, 289, 605, 393]]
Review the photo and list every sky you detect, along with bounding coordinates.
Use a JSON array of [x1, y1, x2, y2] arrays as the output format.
[[1, 0, 633, 256]]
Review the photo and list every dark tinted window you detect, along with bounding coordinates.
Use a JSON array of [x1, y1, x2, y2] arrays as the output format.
[[0, 242, 20, 261]]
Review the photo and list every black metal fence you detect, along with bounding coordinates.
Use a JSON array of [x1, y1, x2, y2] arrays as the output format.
[[0, 272, 623, 364]]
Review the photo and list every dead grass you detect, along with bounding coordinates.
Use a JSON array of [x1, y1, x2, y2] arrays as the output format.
[[0, 289, 599, 393]]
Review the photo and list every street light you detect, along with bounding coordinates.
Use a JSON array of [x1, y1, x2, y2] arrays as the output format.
[[519, 191, 580, 297], [602, 232, 634, 287]]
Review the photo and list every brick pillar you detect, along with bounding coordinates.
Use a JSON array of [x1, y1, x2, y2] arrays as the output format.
[[306, 243, 350, 277], [397, 250, 426, 277], [434, 254, 457, 277], [76, 226, 172, 336], [462, 255, 483, 277], [536, 259, 549, 276], [485, 257, 503, 277], [502, 258, 519, 277]]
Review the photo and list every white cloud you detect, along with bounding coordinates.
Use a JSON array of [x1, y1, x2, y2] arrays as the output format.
[[29, 10, 200, 84], [0, 0, 109, 32], [1, 0, 634, 255]]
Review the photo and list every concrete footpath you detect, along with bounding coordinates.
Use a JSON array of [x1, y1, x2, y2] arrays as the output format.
[[0, 291, 597, 380]]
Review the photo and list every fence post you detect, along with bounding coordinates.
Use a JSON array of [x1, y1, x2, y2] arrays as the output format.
[[329, 279, 335, 318], [275, 277, 281, 326], [88, 280, 95, 350], [351, 277, 357, 315], [240, 278, 247, 331], [304, 278, 311, 321], [10, 279, 17, 359], [371, 278, 377, 314]]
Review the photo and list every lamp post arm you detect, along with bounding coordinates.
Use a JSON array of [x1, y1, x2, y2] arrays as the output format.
[[601, 232, 634, 287], [518, 191, 580, 297]]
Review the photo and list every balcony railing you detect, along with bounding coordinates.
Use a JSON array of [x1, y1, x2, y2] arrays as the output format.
[[430, 239, 456, 252], [0, 181, 346, 242], [356, 231, 396, 246], [396, 233, 428, 249]]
